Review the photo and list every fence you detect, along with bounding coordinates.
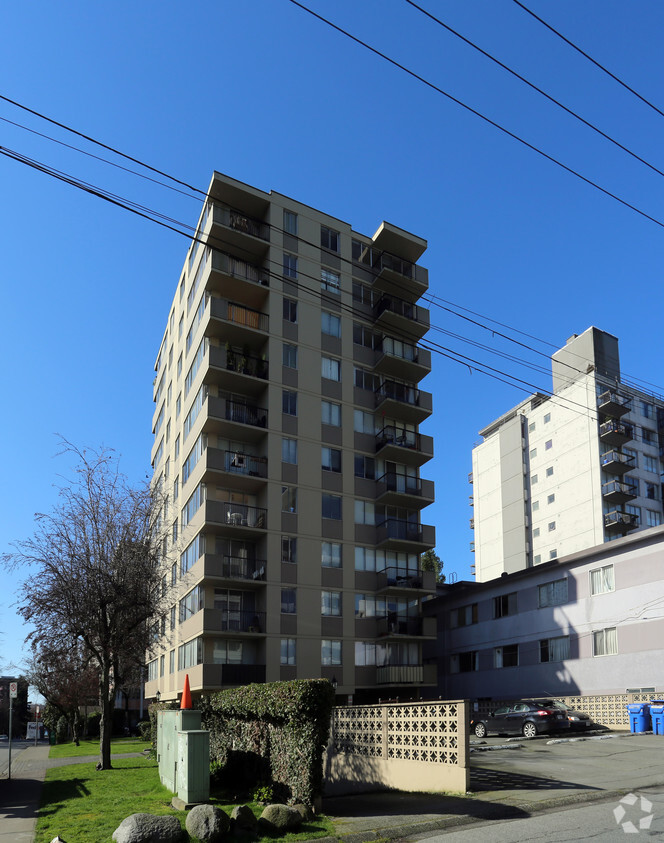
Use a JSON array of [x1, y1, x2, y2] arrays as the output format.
[[324, 700, 469, 795]]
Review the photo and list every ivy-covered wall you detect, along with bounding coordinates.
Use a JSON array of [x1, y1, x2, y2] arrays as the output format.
[[201, 679, 334, 806]]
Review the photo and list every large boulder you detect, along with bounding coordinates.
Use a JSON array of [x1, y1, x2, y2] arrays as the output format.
[[186, 805, 230, 842], [231, 804, 257, 833], [112, 813, 186, 843], [258, 804, 302, 833], [292, 804, 315, 823]]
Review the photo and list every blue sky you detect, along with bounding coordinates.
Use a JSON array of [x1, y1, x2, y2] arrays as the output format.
[[2, 0, 664, 673]]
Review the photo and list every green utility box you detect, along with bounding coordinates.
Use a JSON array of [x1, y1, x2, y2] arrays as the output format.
[[157, 710, 203, 793], [177, 730, 210, 804]]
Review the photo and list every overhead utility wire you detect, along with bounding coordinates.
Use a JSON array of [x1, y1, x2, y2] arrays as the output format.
[[405, 0, 664, 183], [286, 0, 664, 232], [511, 0, 664, 121], [3, 90, 662, 393]]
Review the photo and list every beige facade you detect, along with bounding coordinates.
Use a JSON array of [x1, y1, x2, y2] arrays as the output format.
[[145, 173, 436, 704], [471, 327, 664, 582]]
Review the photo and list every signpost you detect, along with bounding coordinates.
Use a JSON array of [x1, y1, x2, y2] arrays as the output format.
[[8, 681, 17, 780], [34, 705, 40, 747]]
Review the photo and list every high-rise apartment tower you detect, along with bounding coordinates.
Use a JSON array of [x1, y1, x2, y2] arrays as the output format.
[[146, 173, 437, 703], [471, 327, 664, 582]]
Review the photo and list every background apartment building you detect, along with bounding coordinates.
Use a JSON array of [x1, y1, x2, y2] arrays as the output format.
[[471, 327, 664, 582], [145, 173, 436, 705]]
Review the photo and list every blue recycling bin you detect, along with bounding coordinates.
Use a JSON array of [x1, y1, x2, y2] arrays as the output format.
[[650, 702, 664, 735], [627, 703, 651, 733]]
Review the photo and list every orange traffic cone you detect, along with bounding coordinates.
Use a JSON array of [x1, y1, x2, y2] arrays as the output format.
[[180, 674, 192, 710]]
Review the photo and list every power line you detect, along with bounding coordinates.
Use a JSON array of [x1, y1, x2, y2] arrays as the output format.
[[511, 0, 664, 121], [286, 0, 664, 232], [405, 0, 664, 183]]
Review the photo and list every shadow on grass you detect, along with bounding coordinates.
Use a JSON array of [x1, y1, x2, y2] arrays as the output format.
[[38, 777, 91, 818]]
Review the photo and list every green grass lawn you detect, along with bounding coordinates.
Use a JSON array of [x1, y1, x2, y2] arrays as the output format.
[[35, 757, 336, 843], [48, 737, 151, 758]]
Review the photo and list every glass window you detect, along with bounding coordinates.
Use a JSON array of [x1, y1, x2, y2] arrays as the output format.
[[322, 447, 342, 472], [533, 527, 540, 538], [280, 638, 296, 665], [322, 311, 341, 337], [284, 210, 297, 235], [590, 564, 615, 595], [549, 549, 558, 559], [450, 604, 477, 628], [646, 510, 662, 527], [642, 401, 654, 419], [322, 356, 341, 381], [548, 521, 556, 531], [545, 439, 553, 450], [283, 390, 297, 416], [593, 627, 618, 656], [532, 500, 539, 511], [281, 486, 297, 513], [646, 482, 660, 501], [494, 644, 518, 668], [322, 494, 342, 520], [321, 269, 340, 294], [353, 410, 375, 434], [528, 422, 536, 432], [450, 651, 478, 673], [530, 448, 537, 459], [547, 494, 555, 504], [538, 578, 568, 607], [178, 637, 203, 670], [321, 226, 340, 252], [531, 474, 538, 485], [493, 592, 517, 618], [282, 438, 297, 464], [643, 455, 659, 474], [546, 466, 554, 477], [354, 546, 376, 571], [283, 253, 297, 278], [354, 455, 375, 479], [322, 542, 342, 568], [283, 298, 297, 323], [355, 641, 376, 666], [322, 400, 341, 426], [354, 499, 374, 525], [322, 639, 342, 665], [540, 635, 569, 662], [543, 412, 551, 423], [321, 590, 342, 616], [281, 588, 296, 614], [283, 344, 298, 369], [281, 536, 297, 563]]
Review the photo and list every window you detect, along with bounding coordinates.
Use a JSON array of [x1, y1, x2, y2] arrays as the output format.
[[281, 486, 297, 513], [322, 400, 341, 426], [593, 627, 618, 656], [281, 536, 297, 563], [493, 592, 517, 618], [170, 605, 176, 631], [213, 640, 242, 664], [178, 638, 202, 670], [355, 548, 376, 572], [172, 517, 178, 543], [321, 311, 341, 337], [283, 343, 298, 369], [546, 466, 554, 477], [532, 501, 539, 511], [643, 455, 659, 474], [322, 356, 341, 381], [281, 588, 296, 614], [322, 494, 342, 520], [534, 554, 541, 564], [530, 448, 537, 459], [322, 447, 342, 472], [354, 410, 375, 434], [283, 298, 297, 323], [642, 401, 654, 419], [540, 636, 569, 662], [549, 549, 558, 559], [176, 393, 181, 419], [283, 253, 297, 278], [354, 455, 375, 479], [183, 434, 206, 484], [538, 578, 568, 607], [547, 494, 555, 504], [494, 644, 519, 668], [548, 521, 556, 532], [175, 435, 180, 460], [626, 504, 641, 520], [321, 226, 340, 252], [147, 659, 158, 681], [284, 210, 297, 235], [450, 604, 477, 628], [528, 422, 536, 433], [646, 510, 662, 527], [543, 412, 551, 423], [643, 427, 656, 445], [182, 483, 205, 528], [624, 447, 638, 468], [322, 542, 342, 568], [281, 638, 296, 665], [179, 585, 203, 622], [355, 641, 376, 666], [169, 650, 175, 674], [180, 534, 203, 576], [646, 482, 660, 501], [282, 390, 297, 416], [354, 367, 378, 391], [177, 354, 183, 379], [171, 562, 177, 587], [354, 499, 374, 525], [322, 590, 342, 616], [282, 438, 297, 464], [545, 439, 553, 450], [531, 474, 538, 485], [322, 639, 342, 665], [590, 564, 615, 595], [533, 527, 540, 538], [450, 651, 478, 673], [321, 269, 340, 294], [183, 385, 206, 440]]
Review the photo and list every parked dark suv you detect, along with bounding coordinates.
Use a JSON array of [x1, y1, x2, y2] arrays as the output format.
[[472, 701, 571, 738]]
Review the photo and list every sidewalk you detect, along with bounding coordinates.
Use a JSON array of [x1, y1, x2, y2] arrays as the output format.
[[0, 744, 50, 843]]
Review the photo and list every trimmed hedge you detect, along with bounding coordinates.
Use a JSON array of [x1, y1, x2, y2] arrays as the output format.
[[201, 679, 334, 807]]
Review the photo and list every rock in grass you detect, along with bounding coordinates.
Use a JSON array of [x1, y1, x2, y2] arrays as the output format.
[[112, 813, 186, 843], [258, 804, 302, 833], [186, 804, 230, 842], [231, 804, 257, 832], [292, 804, 315, 822]]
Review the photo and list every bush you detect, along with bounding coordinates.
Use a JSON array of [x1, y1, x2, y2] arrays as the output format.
[[201, 679, 334, 806], [56, 715, 68, 744], [137, 720, 151, 741]]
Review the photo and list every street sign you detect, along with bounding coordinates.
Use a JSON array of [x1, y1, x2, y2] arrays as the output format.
[[9, 682, 17, 699]]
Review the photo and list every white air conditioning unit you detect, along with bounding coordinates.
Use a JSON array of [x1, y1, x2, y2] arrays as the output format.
[[231, 453, 246, 469]]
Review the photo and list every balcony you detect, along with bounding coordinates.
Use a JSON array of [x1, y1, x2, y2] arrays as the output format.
[[374, 426, 433, 467], [201, 553, 266, 585], [374, 337, 431, 381], [205, 608, 266, 634], [602, 479, 638, 505], [597, 390, 632, 417], [604, 509, 639, 533], [203, 500, 267, 534], [206, 249, 269, 309], [376, 568, 436, 594], [202, 663, 267, 689], [373, 294, 429, 341], [600, 449, 635, 475], [374, 380, 432, 424], [201, 448, 267, 493], [375, 472, 434, 508], [207, 297, 268, 347], [206, 395, 267, 442], [206, 345, 268, 396], [208, 202, 270, 262], [354, 228, 428, 297], [599, 420, 634, 447], [375, 518, 435, 551]]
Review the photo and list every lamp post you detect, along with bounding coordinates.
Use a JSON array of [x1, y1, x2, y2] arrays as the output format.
[[155, 690, 161, 703]]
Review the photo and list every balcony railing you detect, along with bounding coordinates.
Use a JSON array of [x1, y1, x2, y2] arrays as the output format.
[[597, 390, 632, 417], [212, 203, 270, 241], [599, 420, 634, 444], [375, 336, 420, 362], [380, 567, 423, 588], [376, 664, 424, 685], [223, 450, 267, 478], [216, 609, 266, 633], [376, 518, 423, 543], [375, 426, 419, 450], [373, 293, 418, 321], [211, 250, 269, 287], [225, 399, 267, 428], [604, 510, 639, 531], [377, 613, 423, 636], [352, 241, 414, 279], [220, 555, 266, 581], [602, 479, 638, 502], [217, 501, 267, 529], [220, 664, 266, 685], [375, 380, 420, 407], [225, 302, 269, 332], [376, 472, 423, 496], [600, 449, 635, 474], [225, 350, 268, 380]]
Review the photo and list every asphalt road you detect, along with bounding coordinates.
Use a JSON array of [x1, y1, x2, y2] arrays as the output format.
[[408, 787, 664, 841]]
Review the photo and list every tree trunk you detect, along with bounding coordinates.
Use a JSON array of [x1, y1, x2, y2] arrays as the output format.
[[98, 666, 113, 769]]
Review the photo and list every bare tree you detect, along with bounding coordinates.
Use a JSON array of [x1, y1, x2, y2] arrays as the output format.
[[3, 441, 164, 769]]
